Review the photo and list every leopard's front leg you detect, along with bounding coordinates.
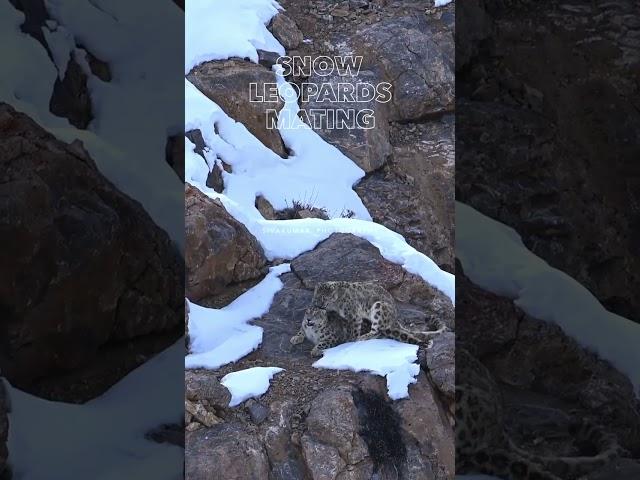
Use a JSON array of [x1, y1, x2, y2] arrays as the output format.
[[290, 329, 305, 345], [311, 342, 332, 357]]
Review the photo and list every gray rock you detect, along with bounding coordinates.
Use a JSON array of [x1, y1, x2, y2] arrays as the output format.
[[186, 423, 270, 480], [187, 59, 286, 157], [423, 331, 454, 400], [351, 15, 454, 121], [245, 399, 270, 424], [290, 234, 405, 290], [185, 371, 232, 408], [0, 381, 8, 479], [269, 13, 304, 50]]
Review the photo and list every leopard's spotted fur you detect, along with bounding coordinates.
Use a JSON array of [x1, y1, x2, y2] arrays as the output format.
[[290, 281, 446, 356]]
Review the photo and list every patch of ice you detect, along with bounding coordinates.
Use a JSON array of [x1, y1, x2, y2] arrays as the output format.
[[185, 264, 291, 370], [457, 201, 640, 394], [313, 340, 420, 400], [221, 367, 285, 406]]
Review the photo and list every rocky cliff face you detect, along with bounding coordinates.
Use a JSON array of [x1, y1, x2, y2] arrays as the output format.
[[0, 103, 184, 398], [456, 0, 640, 476]]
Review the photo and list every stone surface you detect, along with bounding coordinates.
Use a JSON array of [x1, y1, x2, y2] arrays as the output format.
[[185, 184, 267, 302], [269, 12, 304, 50], [185, 423, 270, 480], [290, 233, 405, 290], [356, 116, 455, 272], [185, 370, 231, 408], [302, 68, 391, 173], [352, 15, 454, 121], [0, 103, 183, 391], [187, 59, 287, 157], [457, 266, 640, 458]]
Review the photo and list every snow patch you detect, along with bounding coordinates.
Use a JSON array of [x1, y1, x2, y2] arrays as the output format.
[[185, 0, 284, 74], [6, 341, 184, 480], [313, 340, 420, 400], [457, 201, 640, 394], [221, 367, 285, 406], [185, 264, 291, 370], [435, 0, 453, 7]]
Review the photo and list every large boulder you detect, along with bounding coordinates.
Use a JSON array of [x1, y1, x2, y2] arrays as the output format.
[[185, 185, 267, 302], [302, 68, 392, 173], [0, 103, 183, 389], [187, 59, 287, 157], [269, 12, 304, 50], [351, 15, 454, 121], [356, 117, 455, 272]]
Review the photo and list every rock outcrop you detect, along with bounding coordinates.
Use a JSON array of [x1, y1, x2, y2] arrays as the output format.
[[186, 234, 455, 480], [0, 103, 183, 394], [457, 265, 640, 461], [352, 15, 454, 122], [185, 185, 267, 302], [302, 68, 392, 173], [187, 59, 287, 157]]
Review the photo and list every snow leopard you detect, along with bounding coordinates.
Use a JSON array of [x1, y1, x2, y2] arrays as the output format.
[[290, 281, 446, 356]]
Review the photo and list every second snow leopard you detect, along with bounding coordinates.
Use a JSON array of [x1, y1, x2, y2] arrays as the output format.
[[290, 281, 446, 356]]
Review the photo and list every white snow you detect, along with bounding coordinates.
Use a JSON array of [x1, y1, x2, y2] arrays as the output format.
[[6, 340, 184, 480], [185, 0, 284, 75], [220, 367, 285, 406], [313, 340, 421, 400], [184, 79, 454, 302], [185, 264, 291, 370], [457, 202, 640, 395], [435, 0, 453, 7]]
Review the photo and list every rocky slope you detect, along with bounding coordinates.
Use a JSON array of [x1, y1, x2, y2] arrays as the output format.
[[277, 0, 455, 272], [0, 103, 184, 401], [186, 233, 454, 480], [184, 2, 456, 478], [456, 0, 640, 476]]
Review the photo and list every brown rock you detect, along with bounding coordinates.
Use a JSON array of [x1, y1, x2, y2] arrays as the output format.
[[290, 233, 405, 290], [302, 68, 391, 173], [269, 12, 304, 50], [186, 423, 270, 480], [185, 184, 267, 301], [396, 372, 454, 480], [187, 59, 287, 156], [0, 103, 183, 387], [352, 15, 454, 121], [301, 435, 346, 480]]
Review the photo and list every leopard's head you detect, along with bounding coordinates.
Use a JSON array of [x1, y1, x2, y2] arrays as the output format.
[[302, 306, 329, 334]]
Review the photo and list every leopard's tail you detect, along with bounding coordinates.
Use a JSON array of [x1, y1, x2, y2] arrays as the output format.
[[508, 418, 623, 479], [381, 320, 447, 346]]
